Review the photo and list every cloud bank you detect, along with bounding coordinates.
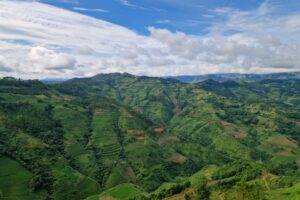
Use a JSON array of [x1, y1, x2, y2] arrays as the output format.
[[0, 0, 300, 78]]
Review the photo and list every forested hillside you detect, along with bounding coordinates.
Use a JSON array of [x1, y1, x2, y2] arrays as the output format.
[[0, 74, 300, 200], [172, 72, 300, 83]]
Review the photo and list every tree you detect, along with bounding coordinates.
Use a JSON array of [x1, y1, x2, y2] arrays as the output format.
[[196, 179, 211, 200], [235, 181, 267, 200], [184, 193, 192, 200]]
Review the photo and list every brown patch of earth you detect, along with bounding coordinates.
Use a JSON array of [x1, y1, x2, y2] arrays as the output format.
[[154, 127, 164, 133], [267, 135, 298, 148], [127, 130, 144, 135], [167, 187, 195, 200], [157, 135, 178, 145], [136, 136, 148, 141], [124, 166, 136, 182], [95, 108, 106, 115], [221, 121, 247, 139], [219, 193, 225, 200], [262, 175, 271, 191], [192, 89, 203, 94], [277, 149, 294, 157], [169, 153, 187, 164]]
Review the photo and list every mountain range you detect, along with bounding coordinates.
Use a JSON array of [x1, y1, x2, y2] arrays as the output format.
[[42, 72, 300, 84], [170, 72, 300, 83], [0, 73, 300, 200]]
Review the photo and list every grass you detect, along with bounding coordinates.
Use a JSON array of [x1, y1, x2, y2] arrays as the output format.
[[54, 103, 98, 178], [189, 165, 218, 186], [54, 104, 90, 142], [52, 162, 100, 200], [154, 182, 177, 193], [0, 156, 45, 200], [277, 181, 300, 200], [267, 135, 298, 149], [85, 183, 143, 200], [89, 106, 119, 147], [105, 167, 127, 189], [213, 134, 251, 159], [271, 155, 295, 164]]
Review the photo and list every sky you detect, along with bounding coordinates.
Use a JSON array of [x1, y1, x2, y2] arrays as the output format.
[[0, 0, 300, 78]]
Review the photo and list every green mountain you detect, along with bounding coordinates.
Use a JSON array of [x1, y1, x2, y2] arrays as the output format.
[[0, 74, 300, 200], [172, 72, 300, 83]]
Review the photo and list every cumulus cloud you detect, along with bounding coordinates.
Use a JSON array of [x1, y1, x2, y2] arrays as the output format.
[[0, 0, 299, 78], [0, 56, 13, 72], [27, 46, 76, 70]]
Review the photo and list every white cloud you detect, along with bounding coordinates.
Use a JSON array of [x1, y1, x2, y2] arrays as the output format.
[[0, 0, 299, 79], [155, 20, 170, 24], [27, 46, 76, 70], [119, 0, 149, 10], [73, 7, 109, 13], [119, 0, 136, 7]]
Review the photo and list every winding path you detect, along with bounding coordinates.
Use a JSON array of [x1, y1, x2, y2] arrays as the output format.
[[218, 192, 225, 200]]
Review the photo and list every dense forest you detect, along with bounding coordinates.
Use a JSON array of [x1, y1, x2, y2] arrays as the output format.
[[0, 73, 300, 200]]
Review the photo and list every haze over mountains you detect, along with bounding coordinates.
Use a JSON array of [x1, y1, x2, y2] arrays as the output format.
[[42, 72, 300, 84], [172, 72, 300, 82]]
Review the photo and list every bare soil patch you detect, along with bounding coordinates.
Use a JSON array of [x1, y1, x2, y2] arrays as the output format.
[[169, 153, 187, 164], [95, 108, 106, 115], [136, 136, 148, 141], [219, 192, 225, 200], [267, 135, 298, 148], [127, 130, 144, 135], [262, 175, 271, 191], [124, 166, 136, 182], [221, 121, 247, 139], [157, 135, 178, 145], [154, 127, 164, 133], [277, 149, 294, 157], [167, 187, 195, 200]]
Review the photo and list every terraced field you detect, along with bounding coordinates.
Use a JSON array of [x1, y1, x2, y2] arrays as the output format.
[[1, 74, 300, 199], [85, 183, 143, 200], [89, 106, 120, 148]]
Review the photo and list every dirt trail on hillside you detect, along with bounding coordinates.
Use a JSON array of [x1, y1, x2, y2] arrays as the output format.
[[218, 192, 225, 200], [262, 176, 270, 191]]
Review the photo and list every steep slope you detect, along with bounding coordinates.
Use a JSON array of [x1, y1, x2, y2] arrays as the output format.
[[0, 74, 300, 200]]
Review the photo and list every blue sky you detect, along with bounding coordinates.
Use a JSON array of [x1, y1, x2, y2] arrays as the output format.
[[39, 0, 298, 35], [0, 0, 300, 78]]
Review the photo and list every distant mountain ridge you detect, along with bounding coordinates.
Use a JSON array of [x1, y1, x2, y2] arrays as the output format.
[[170, 72, 300, 82], [41, 72, 300, 84]]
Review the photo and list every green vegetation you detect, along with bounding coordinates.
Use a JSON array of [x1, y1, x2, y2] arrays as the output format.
[[85, 183, 142, 200], [0, 156, 45, 200], [0, 73, 300, 199]]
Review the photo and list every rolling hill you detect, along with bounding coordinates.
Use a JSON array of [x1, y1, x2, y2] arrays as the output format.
[[0, 73, 300, 200]]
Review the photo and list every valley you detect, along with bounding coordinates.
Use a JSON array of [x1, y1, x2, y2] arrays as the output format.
[[0, 73, 300, 199]]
